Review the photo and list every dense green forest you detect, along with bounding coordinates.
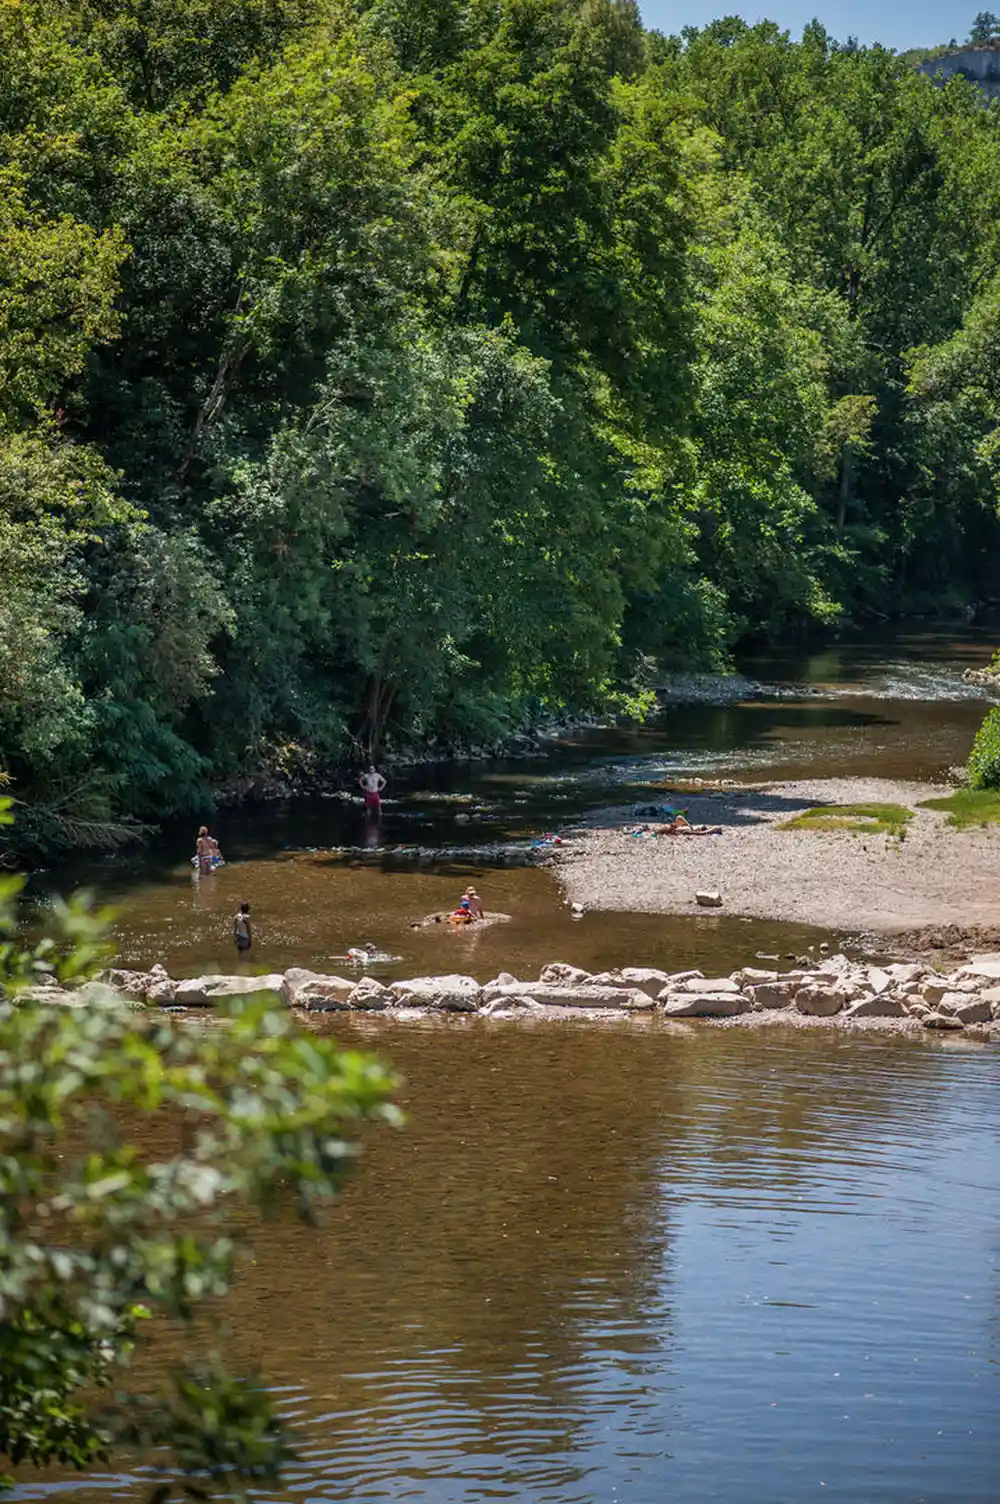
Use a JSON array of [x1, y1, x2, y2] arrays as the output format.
[[5, 0, 1000, 853]]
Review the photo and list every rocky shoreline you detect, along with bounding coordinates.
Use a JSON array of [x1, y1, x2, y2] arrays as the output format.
[[16, 952, 1000, 1035]]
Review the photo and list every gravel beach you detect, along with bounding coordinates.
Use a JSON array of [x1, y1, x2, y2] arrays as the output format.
[[554, 777, 1000, 934]]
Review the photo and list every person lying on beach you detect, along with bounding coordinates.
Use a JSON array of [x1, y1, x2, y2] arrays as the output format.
[[665, 817, 723, 835]]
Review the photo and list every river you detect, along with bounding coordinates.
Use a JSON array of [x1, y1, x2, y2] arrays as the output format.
[[40, 622, 999, 982], [14, 625, 1000, 1504]]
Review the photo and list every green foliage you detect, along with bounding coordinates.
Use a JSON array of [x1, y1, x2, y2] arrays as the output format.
[[919, 786, 1000, 826], [0, 799, 400, 1495], [967, 704, 1000, 788], [780, 802, 914, 835], [3, 2, 1000, 849]]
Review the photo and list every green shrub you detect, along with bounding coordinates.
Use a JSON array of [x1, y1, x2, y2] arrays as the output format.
[[968, 705, 1000, 789]]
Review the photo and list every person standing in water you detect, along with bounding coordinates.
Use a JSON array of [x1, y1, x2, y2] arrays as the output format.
[[195, 826, 214, 874], [359, 764, 387, 814], [234, 902, 252, 954]]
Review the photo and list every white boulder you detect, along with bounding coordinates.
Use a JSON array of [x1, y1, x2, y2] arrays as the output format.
[[389, 975, 482, 1011]]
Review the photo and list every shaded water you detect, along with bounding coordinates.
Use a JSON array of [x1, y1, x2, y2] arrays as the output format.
[[14, 1021, 1000, 1502], [44, 623, 999, 981]]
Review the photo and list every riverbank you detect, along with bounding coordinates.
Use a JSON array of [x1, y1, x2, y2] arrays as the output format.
[[554, 777, 1000, 935]]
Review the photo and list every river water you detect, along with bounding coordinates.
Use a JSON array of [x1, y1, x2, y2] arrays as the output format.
[[15, 625, 1000, 1504], [44, 623, 998, 982], [14, 1021, 1000, 1504]]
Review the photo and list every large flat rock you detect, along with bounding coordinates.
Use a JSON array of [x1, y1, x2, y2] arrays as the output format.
[[489, 983, 654, 1010], [390, 975, 483, 1011], [662, 993, 745, 1018], [173, 974, 284, 1007]]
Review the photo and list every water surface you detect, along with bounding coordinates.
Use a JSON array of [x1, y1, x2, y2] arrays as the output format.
[[43, 623, 998, 981], [14, 1021, 1000, 1503]]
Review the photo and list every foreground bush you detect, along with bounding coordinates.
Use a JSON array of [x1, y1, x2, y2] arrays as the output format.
[[0, 804, 400, 1497]]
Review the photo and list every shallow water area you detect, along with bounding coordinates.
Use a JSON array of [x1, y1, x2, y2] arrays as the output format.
[[42, 622, 998, 980], [13, 1021, 1000, 1503]]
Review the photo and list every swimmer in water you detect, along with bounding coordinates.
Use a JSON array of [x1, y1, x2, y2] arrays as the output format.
[[347, 941, 378, 963]]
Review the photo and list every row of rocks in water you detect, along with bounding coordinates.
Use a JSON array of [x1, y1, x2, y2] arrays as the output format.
[[23, 952, 1000, 1029]]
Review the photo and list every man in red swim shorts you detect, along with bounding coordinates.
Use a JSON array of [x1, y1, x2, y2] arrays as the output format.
[[359, 763, 387, 813]]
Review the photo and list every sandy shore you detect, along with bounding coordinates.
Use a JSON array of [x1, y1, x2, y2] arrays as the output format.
[[554, 778, 1000, 935]]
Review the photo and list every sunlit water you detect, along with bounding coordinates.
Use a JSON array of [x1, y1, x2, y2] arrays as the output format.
[[36, 622, 1000, 981], [13, 1023, 1000, 1503]]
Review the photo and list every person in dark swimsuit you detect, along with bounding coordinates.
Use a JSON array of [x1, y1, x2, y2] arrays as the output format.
[[234, 903, 252, 953]]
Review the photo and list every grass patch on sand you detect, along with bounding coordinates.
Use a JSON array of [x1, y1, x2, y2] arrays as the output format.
[[918, 788, 1000, 829], [780, 802, 914, 836]]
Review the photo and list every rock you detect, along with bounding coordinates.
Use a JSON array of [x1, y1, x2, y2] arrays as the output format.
[[13, 985, 80, 1007], [865, 967, 893, 996], [485, 972, 518, 991], [695, 890, 723, 907], [617, 967, 673, 999], [937, 993, 993, 1025], [734, 967, 779, 987], [173, 974, 285, 1007], [389, 975, 483, 1011], [923, 1011, 964, 1030], [297, 979, 357, 1011], [842, 994, 908, 1020], [815, 952, 853, 976], [281, 968, 353, 1008], [662, 993, 746, 1018], [539, 963, 592, 987], [919, 979, 950, 1006], [958, 953, 1000, 980], [102, 967, 151, 997], [886, 963, 925, 985], [668, 970, 704, 984], [976, 985, 1000, 1019], [747, 980, 801, 1010], [673, 976, 742, 995], [479, 996, 545, 1017], [794, 985, 846, 1017], [147, 978, 177, 1005], [490, 983, 653, 1011], [347, 977, 395, 1010], [73, 979, 130, 1008]]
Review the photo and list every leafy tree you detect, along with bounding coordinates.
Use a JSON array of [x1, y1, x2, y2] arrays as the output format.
[[968, 12, 1000, 44], [0, 798, 400, 1495]]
